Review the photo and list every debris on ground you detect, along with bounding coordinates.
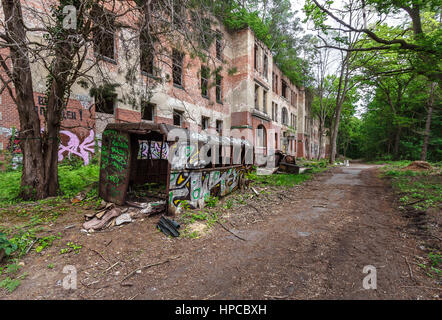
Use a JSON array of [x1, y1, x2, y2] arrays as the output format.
[[71, 191, 87, 204], [140, 201, 166, 216], [404, 161, 433, 171], [115, 213, 133, 226], [157, 216, 180, 237], [81, 200, 166, 232], [83, 207, 121, 231]]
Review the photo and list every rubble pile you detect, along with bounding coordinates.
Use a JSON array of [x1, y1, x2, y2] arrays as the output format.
[[81, 200, 166, 232]]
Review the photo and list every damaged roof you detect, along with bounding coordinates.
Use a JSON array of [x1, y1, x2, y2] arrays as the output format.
[[104, 122, 253, 147]]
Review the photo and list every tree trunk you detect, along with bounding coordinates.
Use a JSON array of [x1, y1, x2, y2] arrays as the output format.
[[317, 120, 324, 160], [393, 126, 401, 160], [2, 0, 63, 199], [420, 82, 436, 161]]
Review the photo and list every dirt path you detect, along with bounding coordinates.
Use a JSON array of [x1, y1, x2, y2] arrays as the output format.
[[4, 164, 440, 299]]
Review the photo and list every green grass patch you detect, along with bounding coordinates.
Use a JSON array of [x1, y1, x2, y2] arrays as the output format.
[[0, 164, 99, 205], [247, 171, 314, 187], [380, 161, 441, 211]]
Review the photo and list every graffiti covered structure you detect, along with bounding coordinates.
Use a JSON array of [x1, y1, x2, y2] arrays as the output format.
[[168, 167, 245, 212]]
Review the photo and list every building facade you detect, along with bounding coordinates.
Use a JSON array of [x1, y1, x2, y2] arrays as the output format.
[[0, 3, 328, 168]]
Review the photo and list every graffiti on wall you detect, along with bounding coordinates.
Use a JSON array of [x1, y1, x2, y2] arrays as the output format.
[[99, 129, 130, 202], [169, 141, 210, 170], [5, 129, 23, 170], [58, 129, 95, 165], [168, 167, 244, 212], [138, 141, 169, 160]]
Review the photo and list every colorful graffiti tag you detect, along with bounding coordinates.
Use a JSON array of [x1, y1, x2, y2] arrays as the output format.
[[138, 141, 169, 160], [99, 129, 131, 203], [168, 167, 244, 212], [169, 141, 210, 170], [58, 129, 95, 165]]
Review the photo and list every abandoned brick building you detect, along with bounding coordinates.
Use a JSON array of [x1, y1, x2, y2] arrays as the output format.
[[0, 1, 329, 169]]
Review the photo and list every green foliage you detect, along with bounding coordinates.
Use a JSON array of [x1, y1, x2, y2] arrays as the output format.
[[35, 234, 61, 254], [0, 164, 99, 205], [205, 195, 218, 208], [223, 0, 313, 86], [223, 199, 234, 210], [60, 242, 82, 254], [246, 171, 313, 187], [380, 162, 442, 211], [0, 232, 17, 256], [0, 277, 21, 293]]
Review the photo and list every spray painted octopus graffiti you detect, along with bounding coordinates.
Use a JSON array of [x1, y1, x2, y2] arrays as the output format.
[[168, 167, 245, 211]]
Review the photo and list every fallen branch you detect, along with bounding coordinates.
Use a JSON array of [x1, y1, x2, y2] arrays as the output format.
[[403, 256, 414, 281], [89, 248, 110, 265], [103, 261, 120, 273], [25, 239, 38, 255], [248, 204, 261, 214], [217, 221, 247, 241], [120, 255, 181, 284]]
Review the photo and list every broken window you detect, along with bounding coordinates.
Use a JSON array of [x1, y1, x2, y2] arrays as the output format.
[[271, 102, 279, 122], [274, 74, 278, 94], [201, 116, 209, 130], [91, 6, 116, 61], [281, 80, 288, 99], [142, 102, 155, 121], [201, 66, 210, 98], [282, 107, 288, 125], [263, 90, 267, 114], [199, 18, 213, 50], [275, 132, 278, 149], [263, 54, 268, 79], [140, 32, 155, 75], [95, 95, 114, 115], [216, 120, 223, 135], [173, 109, 183, 126], [172, 49, 184, 87], [257, 124, 267, 148], [216, 73, 222, 103], [254, 44, 258, 71], [216, 31, 222, 60], [291, 91, 297, 106]]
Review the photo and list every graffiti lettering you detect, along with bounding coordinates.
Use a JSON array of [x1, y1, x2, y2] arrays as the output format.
[[58, 130, 95, 165]]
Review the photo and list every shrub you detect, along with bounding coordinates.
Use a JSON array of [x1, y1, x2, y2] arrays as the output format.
[[0, 232, 17, 257]]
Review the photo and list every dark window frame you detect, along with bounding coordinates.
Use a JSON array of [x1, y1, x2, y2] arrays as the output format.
[[263, 90, 267, 114], [91, 6, 116, 62], [141, 101, 155, 121], [173, 109, 183, 126], [140, 32, 155, 75], [282, 107, 288, 125], [215, 73, 222, 103], [263, 54, 268, 79], [201, 66, 210, 98], [216, 120, 223, 135], [172, 49, 184, 87], [201, 116, 209, 130], [215, 31, 222, 60]]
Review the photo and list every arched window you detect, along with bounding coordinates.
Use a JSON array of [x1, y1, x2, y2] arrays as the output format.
[[257, 124, 267, 148], [282, 107, 288, 125]]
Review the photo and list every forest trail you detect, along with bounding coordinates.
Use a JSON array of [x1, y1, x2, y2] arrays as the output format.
[[5, 164, 440, 300]]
